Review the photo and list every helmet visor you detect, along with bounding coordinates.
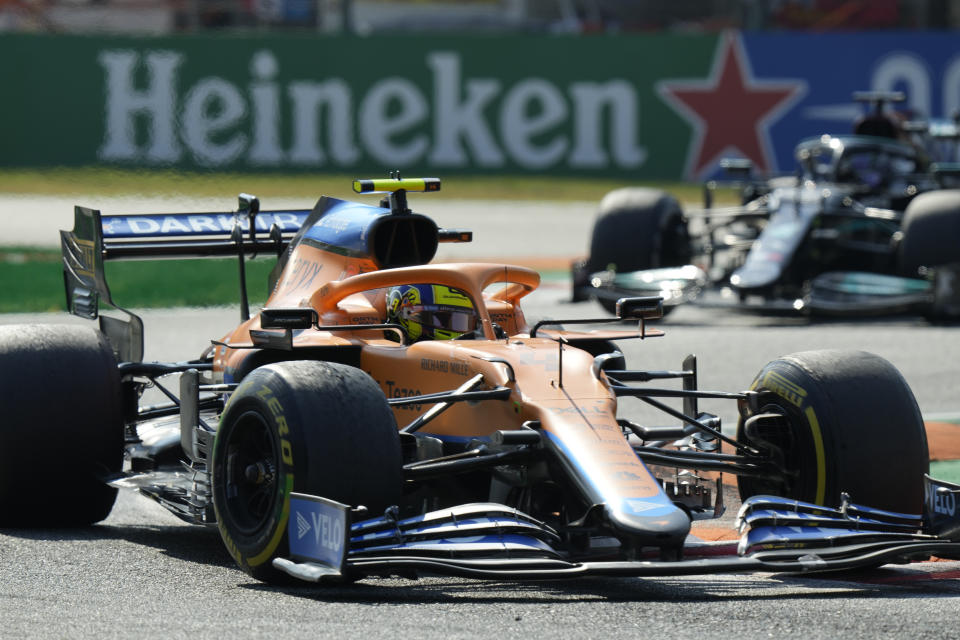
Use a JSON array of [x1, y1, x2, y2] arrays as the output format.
[[401, 304, 477, 333]]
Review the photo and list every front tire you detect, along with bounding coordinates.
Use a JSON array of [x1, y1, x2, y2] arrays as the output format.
[[0, 325, 124, 526], [211, 361, 402, 583], [898, 189, 960, 277], [586, 188, 691, 276], [584, 188, 691, 315], [737, 350, 927, 514]]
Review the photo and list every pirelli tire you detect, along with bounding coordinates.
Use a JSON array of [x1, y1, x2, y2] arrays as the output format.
[[737, 350, 928, 515], [586, 188, 691, 275], [0, 324, 124, 526], [898, 189, 960, 277], [211, 360, 402, 583], [585, 188, 691, 315]]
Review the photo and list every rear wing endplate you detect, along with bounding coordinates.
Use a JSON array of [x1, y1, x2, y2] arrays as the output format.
[[61, 206, 146, 362]]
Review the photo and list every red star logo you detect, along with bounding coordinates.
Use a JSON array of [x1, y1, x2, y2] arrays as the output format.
[[658, 33, 806, 179]]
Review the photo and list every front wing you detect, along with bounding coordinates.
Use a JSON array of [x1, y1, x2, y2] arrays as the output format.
[[272, 476, 960, 583], [579, 265, 939, 317]]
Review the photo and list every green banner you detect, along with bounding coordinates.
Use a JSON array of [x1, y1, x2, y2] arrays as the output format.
[[1, 33, 717, 178]]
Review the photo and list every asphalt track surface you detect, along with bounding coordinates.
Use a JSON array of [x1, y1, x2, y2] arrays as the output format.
[[3, 196, 960, 638]]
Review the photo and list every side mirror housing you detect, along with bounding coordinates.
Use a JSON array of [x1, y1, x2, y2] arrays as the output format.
[[260, 307, 319, 330], [720, 157, 754, 177], [616, 297, 663, 320]]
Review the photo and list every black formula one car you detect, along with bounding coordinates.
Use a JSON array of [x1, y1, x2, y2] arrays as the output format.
[[572, 93, 960, 319], [2, 177, 960, 585]]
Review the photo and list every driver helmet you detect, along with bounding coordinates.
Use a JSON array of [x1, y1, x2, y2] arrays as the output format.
[[386, 284, 477, 342]]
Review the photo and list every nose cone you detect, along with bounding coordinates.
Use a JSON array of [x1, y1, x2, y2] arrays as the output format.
[[606, 497, 691, 547]]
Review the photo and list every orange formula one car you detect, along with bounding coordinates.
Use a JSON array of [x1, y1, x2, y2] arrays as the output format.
[[3, 177, 960, 584]]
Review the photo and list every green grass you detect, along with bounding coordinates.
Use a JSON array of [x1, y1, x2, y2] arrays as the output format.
[[0, 167, 732, 204], [930, 460, 960, 485], [0, 249, 64, 313], [1, 246, 576, 313], [0, 247, 274, 313]]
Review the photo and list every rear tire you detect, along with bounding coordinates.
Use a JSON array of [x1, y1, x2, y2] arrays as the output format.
[[898, 189, 960, 277], [211, 361, 402, 583], [737, 350, 927, 514], [0, 324, 123, 526]]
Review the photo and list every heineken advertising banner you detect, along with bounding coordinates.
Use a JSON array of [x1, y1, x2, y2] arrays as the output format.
[[1, 32, 957, 179]]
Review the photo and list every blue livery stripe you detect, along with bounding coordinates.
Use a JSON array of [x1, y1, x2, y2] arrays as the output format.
[[101, 210, 309, 239]]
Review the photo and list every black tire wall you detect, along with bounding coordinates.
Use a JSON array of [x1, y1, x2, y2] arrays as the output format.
[[0, 325, 124, 526], [586, 187, 691, 275], [738, 349, 928, 514], [212, 360, 402, 582], [898, 189, 960, 277]]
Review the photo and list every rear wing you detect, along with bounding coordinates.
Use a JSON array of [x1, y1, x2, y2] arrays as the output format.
[[67, 195, 309, 262], [60, 180, 472, 362], [60, 194, 310, 362]]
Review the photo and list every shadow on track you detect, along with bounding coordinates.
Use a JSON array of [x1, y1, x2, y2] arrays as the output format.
[[6, 520, 959, 604], [0, 522, 234, 569], [238, 566, 960, 605]]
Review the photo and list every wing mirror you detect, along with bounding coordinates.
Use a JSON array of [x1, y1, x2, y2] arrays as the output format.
[[260, 307, 319, 330], [616, 296, 663, 320], [720, 157, 754, 177], [529, 295, 663, 338]]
